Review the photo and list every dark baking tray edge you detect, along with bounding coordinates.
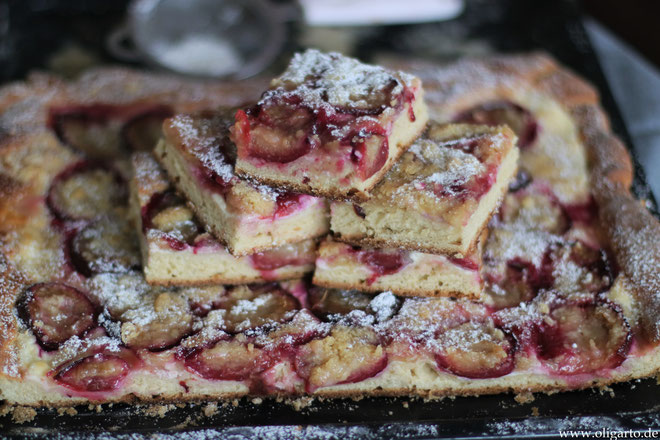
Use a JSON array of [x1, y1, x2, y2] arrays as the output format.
[[1, 0, 659, 438]]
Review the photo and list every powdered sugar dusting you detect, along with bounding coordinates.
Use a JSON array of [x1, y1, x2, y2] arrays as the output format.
[[380, 132, 494, 208], [254, 183, 281, 201], [0, 256, 25, 377], [52, 334, 123, 366], [87, 272, 153, 318], [485, 224, 554, 268], [600, 191, 660, 339], [271, 49, 413, 109], [412, 138, 485, 196], [167, 114, 236, 185]]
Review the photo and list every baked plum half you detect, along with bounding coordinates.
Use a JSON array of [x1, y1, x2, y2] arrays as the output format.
[[47, 161, 126, 222], [455, 100, 538, 149], [52, 348, 140, 393], [294, 325, 388, 392], [433, 320, 516, 379], [119, 291, 194, 352], [20, 282, 96, 350], [250, 240, 317, 271], [536, 300, 631, 375], [50, 103, 172, 158], [215, 285, 301, 334], [182, 337, 274, 381], [70, 217, 140, 277]]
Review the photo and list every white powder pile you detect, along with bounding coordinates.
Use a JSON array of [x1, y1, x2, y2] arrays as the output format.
[[369, 291, 398, 323], [154, 35, 242, 77]]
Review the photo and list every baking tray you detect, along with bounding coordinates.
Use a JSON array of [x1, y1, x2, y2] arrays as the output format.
[[1, 0, 658, 438]]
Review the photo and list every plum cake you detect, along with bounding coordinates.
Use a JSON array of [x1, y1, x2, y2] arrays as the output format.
[[0, 53, 659, 410], [232, 49, 429, 201], [312, 237, 483, 299], [155, 109, 329, 256], [130, 152, 317, 286], [331, 123, 519, 257]]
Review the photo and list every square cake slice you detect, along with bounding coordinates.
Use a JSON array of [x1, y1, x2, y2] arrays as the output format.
[[155, 109, 329, 256], [312, 238, 483, 299], [331, 123, 519, 256], [231, 49, 429, 201], [130, 152, 317, 286]]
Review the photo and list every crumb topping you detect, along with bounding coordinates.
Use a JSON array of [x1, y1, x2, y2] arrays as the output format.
[[269, 49, 413, 110], [371, 124, 513, 216], [406, 137, 486, 196]]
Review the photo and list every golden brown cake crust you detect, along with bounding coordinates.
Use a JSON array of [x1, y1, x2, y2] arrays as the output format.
[[596, 187, 660, 341]]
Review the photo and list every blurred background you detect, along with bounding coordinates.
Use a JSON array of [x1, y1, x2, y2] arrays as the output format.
[[0, 0, 658, 199]]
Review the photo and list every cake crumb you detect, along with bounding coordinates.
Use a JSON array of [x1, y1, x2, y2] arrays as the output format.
[[87, 404, 103, 413], [514, 392, 535, 404], [598, 386, 615, 398], [402, 401, 409, 408], [251, 397, 263, 405], [57, 407, 78, 416], [202, 402, 218, 417], [144, 404, 176, 418], [287, 396, 315, 411], [531, 406, 540, 417], [0, 404, 11, 417], [11, 406, 37, 424]]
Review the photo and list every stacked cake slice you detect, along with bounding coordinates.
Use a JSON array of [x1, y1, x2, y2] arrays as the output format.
[[130, 152, 319, 285], [315, 123, 519, 299], [130, 108, 329, 286], [154, 109, 329, 255], [131, 48, 519, 304]]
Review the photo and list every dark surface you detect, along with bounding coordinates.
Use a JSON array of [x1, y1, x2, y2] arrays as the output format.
[[1, 0, 659, 439], [0, 0, 130, 81], [2, 378, 660, 439], [582, 0, 660, 71]]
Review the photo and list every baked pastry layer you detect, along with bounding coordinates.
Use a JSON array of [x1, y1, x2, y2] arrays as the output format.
[[156, 110, 329, 256], [0, 53, 659, 408], [130, 152, 316, 286], [232, 49, 429, 201], [331, 123, 519, 256], [313, 238, 482, 299]]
